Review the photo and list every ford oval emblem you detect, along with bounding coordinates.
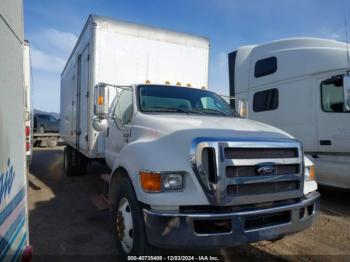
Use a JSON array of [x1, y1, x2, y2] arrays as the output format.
[[257, 165, 275, 175]]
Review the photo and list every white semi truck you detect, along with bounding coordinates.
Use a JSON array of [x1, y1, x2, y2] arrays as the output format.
[[60, 16, 320, 255], [229, 37, 350, 189], [0, 0, 32, 260]]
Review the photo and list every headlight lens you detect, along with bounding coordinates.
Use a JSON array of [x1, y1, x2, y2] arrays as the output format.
[[304, 165, 315, 181], [139, 171, 183, 192], [163, 174, 183, 190]]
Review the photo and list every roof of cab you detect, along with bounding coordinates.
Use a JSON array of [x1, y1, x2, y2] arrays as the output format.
[[233, 37, 350, 90]]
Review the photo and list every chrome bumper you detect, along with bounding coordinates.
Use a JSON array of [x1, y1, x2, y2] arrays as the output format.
[[143, 191, 320, 249]]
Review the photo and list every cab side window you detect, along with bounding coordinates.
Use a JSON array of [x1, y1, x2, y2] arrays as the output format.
[[321, 77, 346, 113], [253, 88, 279, 112], [254, 57, 277, 78], [113, 89, 133, 127]]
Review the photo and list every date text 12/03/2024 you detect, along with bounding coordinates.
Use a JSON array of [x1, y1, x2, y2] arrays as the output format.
[[127, 256, 221, 261]]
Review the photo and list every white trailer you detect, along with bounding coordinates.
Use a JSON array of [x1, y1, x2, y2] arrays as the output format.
[[61, 16, 319, 255], [229, 37, 350, 189], [24, 40, 33, 164], [0, 0, 32, 260]]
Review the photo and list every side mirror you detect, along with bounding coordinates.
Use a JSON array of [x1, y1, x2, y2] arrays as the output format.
[[94, 83, 110, 118], [92, 116, 108, 132], [237, 99, 248, 118], [344, 75, 350, 111]]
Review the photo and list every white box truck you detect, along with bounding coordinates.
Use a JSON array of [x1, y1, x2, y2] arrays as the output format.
[[0, 0, 32, 260], [60, 15, 209, 166], [229, 37, 350, 189], [61, 16, 320, 255], [24, 40, 33, 164]]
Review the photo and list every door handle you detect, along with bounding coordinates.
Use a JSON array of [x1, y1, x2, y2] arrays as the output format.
[[123, 133, 130, 138]]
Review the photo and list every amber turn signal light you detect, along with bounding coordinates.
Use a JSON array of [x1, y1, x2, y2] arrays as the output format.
[[309, 166, 315, 180], [139, 171, 161, 192], [98, 96, 104, 105]]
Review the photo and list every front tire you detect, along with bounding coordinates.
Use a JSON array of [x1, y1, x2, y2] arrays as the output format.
[[112, 174, 159, 256]]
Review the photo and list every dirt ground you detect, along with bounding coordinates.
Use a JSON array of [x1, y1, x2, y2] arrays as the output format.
[[28, 147, 350, 261]]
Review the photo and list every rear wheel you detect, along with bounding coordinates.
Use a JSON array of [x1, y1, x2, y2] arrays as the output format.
[[112, 174, 160, 256], [64, 145, 87, 176], [64, 146, 73, 176]]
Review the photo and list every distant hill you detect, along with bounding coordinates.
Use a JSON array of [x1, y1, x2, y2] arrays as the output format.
[[34, 109, 60, 119]]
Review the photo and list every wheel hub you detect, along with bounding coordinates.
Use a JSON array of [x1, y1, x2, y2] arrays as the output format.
[[116, 211, 125, 240], [116, 197, 134, 253]]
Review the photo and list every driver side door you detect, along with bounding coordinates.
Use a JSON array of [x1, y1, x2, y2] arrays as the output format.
[[317, 74, 350, 152], [104, 88, 134, 167]]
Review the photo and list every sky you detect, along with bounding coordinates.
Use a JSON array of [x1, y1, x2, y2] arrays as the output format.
[[24, 0, 350, 113]]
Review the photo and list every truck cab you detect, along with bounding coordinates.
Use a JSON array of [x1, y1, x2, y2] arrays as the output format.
[[91, 82, 320, 255], [229, 37, 350, 189]]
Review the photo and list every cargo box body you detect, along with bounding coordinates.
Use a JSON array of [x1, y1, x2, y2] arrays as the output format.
[[60, 15, 209, 158], [0, 0, 31, 258]]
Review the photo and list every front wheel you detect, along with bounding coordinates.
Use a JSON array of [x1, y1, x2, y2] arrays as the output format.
[[112, 174, 160, 256]]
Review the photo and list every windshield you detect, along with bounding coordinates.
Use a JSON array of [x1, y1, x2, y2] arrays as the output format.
[[138, 85, 237, 117]]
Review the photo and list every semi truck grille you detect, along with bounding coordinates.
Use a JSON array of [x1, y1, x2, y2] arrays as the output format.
[[190, 138, 304, 206], [224, 147, 298, 159]]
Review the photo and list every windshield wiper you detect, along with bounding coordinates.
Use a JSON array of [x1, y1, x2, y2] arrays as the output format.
[[145, 107, 202, 114], [194, 108, 228, 116]]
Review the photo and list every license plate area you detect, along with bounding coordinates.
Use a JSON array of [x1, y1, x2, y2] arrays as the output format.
[[244, 210, 291, 231]]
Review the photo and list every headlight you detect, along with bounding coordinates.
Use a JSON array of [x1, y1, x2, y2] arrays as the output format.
[[303, 156, 317, 194], [304, 165, 315, 181], [139, 171, 184, 192], [304, 156, 315, 181], [163, 174, 183, 190]]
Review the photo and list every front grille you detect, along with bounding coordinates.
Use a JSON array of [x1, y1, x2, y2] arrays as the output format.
[[202, 148, 217, 183], [224, 147, 298, 159], [191, 139, 303, 206], [227, 181, 300, 196], [226, 164, 300, 177]]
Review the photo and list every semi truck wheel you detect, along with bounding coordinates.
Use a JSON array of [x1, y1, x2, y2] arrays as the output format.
[[112, 174, 160, 256]]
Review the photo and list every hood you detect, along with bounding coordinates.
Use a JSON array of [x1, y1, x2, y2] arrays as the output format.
[[132, 113, 295, 141]]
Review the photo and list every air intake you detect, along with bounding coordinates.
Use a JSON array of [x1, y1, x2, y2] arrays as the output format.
[[202, 147, 217, 183]]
